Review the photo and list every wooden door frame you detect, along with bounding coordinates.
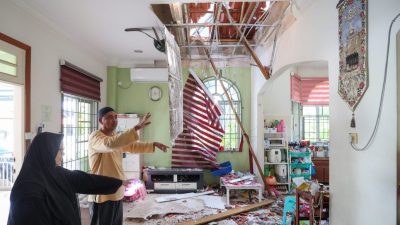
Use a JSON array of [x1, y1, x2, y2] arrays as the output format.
[[397, 30, 400, 225], [0, 33, 31, 151]]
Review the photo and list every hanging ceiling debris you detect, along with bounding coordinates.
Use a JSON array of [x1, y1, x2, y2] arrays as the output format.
[[150, 1, 293, 67]]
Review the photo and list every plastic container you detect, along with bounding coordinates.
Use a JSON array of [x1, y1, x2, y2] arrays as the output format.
[[211, 161, 232, 176]]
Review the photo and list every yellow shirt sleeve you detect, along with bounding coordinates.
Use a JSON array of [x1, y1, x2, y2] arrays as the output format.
[[89, 128, 139, 153], [121, 142, 154, 153]]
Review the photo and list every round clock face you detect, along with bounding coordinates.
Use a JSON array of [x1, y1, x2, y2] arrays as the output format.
[[149, 86, 162, 101]]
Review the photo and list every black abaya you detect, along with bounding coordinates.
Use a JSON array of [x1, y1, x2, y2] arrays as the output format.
[[7, 132, 122, 225]]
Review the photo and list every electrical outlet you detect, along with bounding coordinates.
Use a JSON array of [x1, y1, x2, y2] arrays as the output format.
[[349, 133, 358, 144]]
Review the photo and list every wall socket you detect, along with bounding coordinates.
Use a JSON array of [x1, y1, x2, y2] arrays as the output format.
[[349, 133, 358, 144]]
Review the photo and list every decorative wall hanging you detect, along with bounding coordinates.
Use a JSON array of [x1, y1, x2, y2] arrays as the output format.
[[337, 0, 368, 126]]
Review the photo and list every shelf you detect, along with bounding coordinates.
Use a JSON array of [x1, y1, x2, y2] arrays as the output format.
[[290, 163, 311, 168], [263, 117, 290, 193], [264, 162, 288, 165], [264, 131, 286, 134], [290, 174, 311, 178], [289, 151, 312, 157], [265, 146, 286, 149]]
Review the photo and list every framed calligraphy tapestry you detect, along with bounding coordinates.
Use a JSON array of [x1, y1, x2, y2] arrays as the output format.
[[337, 0, 368, 111]]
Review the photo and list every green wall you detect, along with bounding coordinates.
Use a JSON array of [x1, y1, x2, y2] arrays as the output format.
[[107, 66, 252, 184]]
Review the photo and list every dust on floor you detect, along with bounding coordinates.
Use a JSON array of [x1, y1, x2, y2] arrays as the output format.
[[123, 192, 287, 225]]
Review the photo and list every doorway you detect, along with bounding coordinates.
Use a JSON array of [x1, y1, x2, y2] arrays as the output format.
[[0, 33, 31, 190], [0, 81, 23, 190], [259, 60, 330, 191]]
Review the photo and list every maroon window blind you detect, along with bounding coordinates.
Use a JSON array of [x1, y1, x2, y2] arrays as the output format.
[[60, 62, 102, 101], [291, 75, 329, 105]]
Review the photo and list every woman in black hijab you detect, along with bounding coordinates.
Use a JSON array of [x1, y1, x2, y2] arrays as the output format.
[[7, 132, 124, 225]]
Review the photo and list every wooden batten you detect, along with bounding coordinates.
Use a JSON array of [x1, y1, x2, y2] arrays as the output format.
[[177, 200, 274, 225]]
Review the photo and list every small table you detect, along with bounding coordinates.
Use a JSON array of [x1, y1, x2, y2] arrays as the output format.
[[220, 175, 263, 205], [295, 190, 329, 225]]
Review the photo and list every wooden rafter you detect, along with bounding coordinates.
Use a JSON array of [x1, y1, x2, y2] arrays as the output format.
[[197, 39, 269, 190], [177, 200, 274, 225], [222, 3, 270, 80]]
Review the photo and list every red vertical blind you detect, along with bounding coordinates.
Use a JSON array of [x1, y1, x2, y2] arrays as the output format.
[[291, 75, 329, 105], [171, 72, 225, 169], [60, 61, 102, 101]]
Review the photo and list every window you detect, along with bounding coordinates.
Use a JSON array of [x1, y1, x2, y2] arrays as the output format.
[[0, 50, 17, 76], [62, 94, 98, 171], [302, 105, 329, 142], [203, 77, 242, 151]]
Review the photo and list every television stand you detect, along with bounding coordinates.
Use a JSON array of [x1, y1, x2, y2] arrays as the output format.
[[143, 168, 204, 193]]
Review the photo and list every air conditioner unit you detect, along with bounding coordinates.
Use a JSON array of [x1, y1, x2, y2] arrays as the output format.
[[130, 68, 168, 83]]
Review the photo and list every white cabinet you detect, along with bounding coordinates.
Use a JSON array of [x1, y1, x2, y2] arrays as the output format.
[[263, 116, 291, 192], [264, 131, 290, 191], [143, 169, 204, 193], [123, 153, 143, 179], [117, 114, 143, 180]]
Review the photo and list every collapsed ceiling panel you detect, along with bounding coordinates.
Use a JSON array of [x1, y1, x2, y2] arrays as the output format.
[[151, 1, 292, 64]]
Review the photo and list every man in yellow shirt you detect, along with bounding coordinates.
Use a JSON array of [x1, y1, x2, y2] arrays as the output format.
[[88, 107, 167, 225]]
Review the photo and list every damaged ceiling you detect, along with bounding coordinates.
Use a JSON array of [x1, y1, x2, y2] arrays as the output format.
[[151, 1, 294, 66]]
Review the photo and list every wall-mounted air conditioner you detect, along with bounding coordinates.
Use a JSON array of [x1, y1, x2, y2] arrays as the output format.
[[130, 68, 168, 83]]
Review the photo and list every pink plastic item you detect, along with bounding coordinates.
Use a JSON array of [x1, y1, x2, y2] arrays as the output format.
[[276, 120, 286, 132], [123, 179, 147, 202]]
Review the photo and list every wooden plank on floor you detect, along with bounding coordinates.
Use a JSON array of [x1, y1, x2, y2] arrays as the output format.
[[155, 191, 215, 203], [177, 199, 274, 225]]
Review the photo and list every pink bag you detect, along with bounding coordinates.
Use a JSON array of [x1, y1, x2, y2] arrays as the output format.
[[123, 179, 147, 202]]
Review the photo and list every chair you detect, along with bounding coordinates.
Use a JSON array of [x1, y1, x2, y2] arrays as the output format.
[[282, 195, 296, 225]]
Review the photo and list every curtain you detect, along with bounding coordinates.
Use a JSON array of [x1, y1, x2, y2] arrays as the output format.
[[291, 75, 329, 105], [60, 62, 102, 101]]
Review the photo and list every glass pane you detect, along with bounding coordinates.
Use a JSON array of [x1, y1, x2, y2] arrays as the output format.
[[322, 106, 330, 116], [0, 63, 17, 76], [303, 106, 317, 116], [62, 94, 97, 171], [0, 50, 16, 64], [0, 82, 14, 156], [203, 77, 241, 151]]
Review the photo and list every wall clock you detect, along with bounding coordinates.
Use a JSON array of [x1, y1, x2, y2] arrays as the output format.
[[149, 86, 162, 101]]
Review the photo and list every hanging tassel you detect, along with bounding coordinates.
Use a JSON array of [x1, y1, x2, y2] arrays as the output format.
[[350, 113, 356, 128]]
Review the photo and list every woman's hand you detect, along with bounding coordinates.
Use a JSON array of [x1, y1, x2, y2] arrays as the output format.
[[122, 180, 131, 187], [154, 142, 169, 152], [134, 113, 151, 131]]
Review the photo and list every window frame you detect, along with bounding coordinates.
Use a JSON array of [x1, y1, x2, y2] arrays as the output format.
[[61, 93, 98, 171], [203, 77, 242, 152], [301, 105, 330, 142]]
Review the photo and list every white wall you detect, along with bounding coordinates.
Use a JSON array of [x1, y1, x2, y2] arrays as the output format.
[[0, 0, 108, 133], [252, 1, 400, 224]]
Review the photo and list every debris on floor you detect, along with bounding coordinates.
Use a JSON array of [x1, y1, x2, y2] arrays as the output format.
[[123, 192, 289, 225]]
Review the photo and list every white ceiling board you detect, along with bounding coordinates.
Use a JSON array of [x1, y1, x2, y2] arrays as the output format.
[[12, 0, 167, 66], [9, 0, 297, 67]]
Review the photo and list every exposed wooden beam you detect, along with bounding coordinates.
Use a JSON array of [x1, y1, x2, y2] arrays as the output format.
[[232, 2, 259, 55], [197, 40, 269, 190], [222, 3, 270, 80], [180, 43, 259, 48], [183, 4, 191, 47], [177, 200, 274, 225], [165, 23, 275, 27]]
